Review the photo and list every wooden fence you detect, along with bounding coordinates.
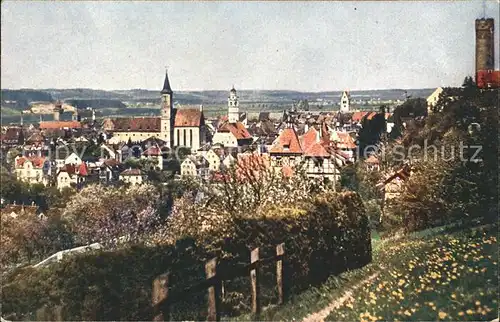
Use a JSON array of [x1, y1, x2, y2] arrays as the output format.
[[152, 243, 285, 321]]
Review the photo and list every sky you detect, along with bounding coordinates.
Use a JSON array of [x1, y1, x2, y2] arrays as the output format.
[[1, 1, 499, 92]]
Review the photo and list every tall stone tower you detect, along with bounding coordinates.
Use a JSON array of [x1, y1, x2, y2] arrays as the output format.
[[340, 91, 350, 113], [475, 18, 495, 74], [228, 86, 239, 123], [160, 69, 174, 148]]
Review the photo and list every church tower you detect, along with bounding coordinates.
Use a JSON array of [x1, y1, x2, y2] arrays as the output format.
[[228, 86, 239, 123], [340, 90, 350, 113], [160, 69, 174, 148]]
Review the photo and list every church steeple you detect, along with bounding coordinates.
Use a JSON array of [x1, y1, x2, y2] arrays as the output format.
[[161, 69, 173, 95], [228, 85, 239, 123]]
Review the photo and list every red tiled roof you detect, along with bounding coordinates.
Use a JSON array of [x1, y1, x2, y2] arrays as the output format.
[[270, 128, 303, 154], [78, 163, 88, 176], [60, 163, 88, 176], [385, 113, 392, 120], [40, 121, 82, 129], [120, 168, 144, 176], [304, 142, 330, 158], [1, 127, 22, 142], [351, 111, 368, 122], [113, 117, 161, 132], [366, 112, 377, 120], [174, 109, 203, 127], [16, 156, 46, 168], [218, 122, 252, 140], [332, 131, 357, 150], [301, 127, 319, 151]]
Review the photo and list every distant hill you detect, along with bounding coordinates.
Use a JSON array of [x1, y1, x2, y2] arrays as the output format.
[[1, 89, 54, 110], [2, 88, 436, 111]]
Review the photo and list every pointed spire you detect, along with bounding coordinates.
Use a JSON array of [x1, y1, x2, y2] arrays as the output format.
[[161, 68, 173, 94]]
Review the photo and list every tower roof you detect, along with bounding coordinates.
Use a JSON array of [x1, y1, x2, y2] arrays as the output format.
[[161, 69, 173, 94], [230, 85, 236, 93]]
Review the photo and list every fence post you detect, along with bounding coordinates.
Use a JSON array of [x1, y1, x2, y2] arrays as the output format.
[[206, 258, 220, 321], [152, 273, 170, 321], [250, 247, 261, 316], [276, 243, 285, 305]]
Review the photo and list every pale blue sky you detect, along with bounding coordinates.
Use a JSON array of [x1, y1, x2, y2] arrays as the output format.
[[1, 1, 499, 91]]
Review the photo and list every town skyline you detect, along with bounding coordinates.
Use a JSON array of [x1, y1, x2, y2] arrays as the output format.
[[2, 1, 500, 91]]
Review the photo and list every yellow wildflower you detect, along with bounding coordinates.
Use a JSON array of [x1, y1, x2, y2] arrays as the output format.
[[438, 311, 447, 319], [466, 309, 474, 315], [458, 311, 464, 316]]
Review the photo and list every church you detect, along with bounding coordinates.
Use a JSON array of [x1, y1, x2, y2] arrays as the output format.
[[109, 71, 206, 150]]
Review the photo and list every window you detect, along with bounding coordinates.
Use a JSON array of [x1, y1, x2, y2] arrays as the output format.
[[183, 129, 187, 146], [190, 129, 193, 146], [177, 129, 180, 146]]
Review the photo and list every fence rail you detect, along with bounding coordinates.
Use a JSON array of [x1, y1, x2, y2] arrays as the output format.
[[152, 243, 285, 321]]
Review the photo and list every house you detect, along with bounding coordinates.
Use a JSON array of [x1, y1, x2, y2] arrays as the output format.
[[57, 163, 88, 190], [119, 168, 147, 186], [365, 155, 380, 171], [269, 125, 303, 171], [180, 156, 210, 178], [99, 159, 122, 184], [377, 164, 411, 202], [329, 130, 357, 162], [142, 145, 164, 170], [108, 70, 206, 151], [426, 87, 444, 114], [1, 127, 24, 147], [14, 156, 50, 186], [204, 148, 224, 171], [300, 126, 340, 183], [212, 122, 253, 147], [212, 87, 253, 148]]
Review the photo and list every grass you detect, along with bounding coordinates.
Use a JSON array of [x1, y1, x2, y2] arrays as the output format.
[[230, 221, 498, 321]]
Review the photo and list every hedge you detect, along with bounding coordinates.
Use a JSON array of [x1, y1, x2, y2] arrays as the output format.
[[2, 191, 371, 320]]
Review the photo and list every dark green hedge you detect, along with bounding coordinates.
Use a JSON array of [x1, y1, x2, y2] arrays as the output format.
[[2, 191, 371, 321]]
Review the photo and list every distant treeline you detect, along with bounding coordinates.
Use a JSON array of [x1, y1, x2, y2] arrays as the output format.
[[65, 99, 127, 109]]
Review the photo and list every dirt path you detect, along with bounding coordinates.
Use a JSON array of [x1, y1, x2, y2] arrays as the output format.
[[302, 266, 385, 322]]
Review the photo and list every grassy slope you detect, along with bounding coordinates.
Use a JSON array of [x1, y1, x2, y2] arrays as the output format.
[[236, 223, 498, 321]]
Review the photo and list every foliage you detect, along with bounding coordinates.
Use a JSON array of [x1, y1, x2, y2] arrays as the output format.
[[357, 110, 387, 157], [1, 213, 74, 267], [1, 165, 371, 320], [62, 183, 163, 247], [381, 87, 498, 232]]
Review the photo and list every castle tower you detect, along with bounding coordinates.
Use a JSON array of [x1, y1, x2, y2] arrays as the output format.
[[340, 90, 350, 113], [475, 18, 495, 74], [160, 69, 174, 148], [228, 86, 239, 123]]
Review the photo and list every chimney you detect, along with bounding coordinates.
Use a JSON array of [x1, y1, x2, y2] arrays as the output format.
[[200, 104, 204, 112]]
